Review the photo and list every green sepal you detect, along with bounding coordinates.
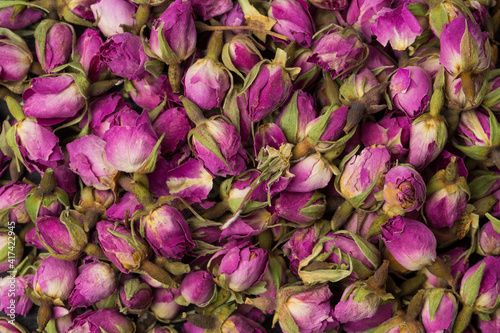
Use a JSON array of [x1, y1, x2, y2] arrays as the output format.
[[279, 90, 300, 143], [239, 59, 267, 96], [51, 61, 86, 75], [154, 22, 180, 65], [6, 123, 27, 172], [25, 191, 42, 222], [222, 84, 243, 133], [487, 106, 500, 146], [189, 122, 233, 171], [469, 171, 500, 199], [461, 262, 485, 307], [337, 230, 381, 269], [137, 133, 165, 174], [486, 213, 500, 234], [0, 1, 49, 12], [366, 214, 388, 240], [58, 5, 94, 27], [305, 103, 338, 145], [460, 21, 478, 73], [453, 138, 491, 160], [245, 280, 267, 295], [175, 294, 191, 306], [428, 4, 449, 37], [88, 79, 123, 97], [144, 60, 165, 78], [428, 288, 445, 321], [315, 126, 356, 155], [299, 191, 326, 220], [4, 95, 25, 122]]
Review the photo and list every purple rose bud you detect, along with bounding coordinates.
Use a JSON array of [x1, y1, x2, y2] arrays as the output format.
[[152, 107, 191, 154], [365, 45, 397, 82], [191, 0, 232, 20], [222, 35, 262, 77], [220, 209, 274, 241], [407, 113, 447, 170], [190, 118, 247, 177], [100, 32, 149, 80], [58, 0, 98, 23], [422, 247, 469, 289], [102, 112, 161, 173], [36, 215, 87, 260], [479, 222, 500, 256], [180, 270, 216, 307], [444, 72, 484, 111], [274, 191, 326, 224], [150, 0, 196, 64], [15, 119, 64, 173], [210, 242, 268, 292], [90, 0, 136, 37], [35, 21, 75, 73], [424, 158, 470, 228], [283, 227, 316, 274], [184, 58, 230, 110], [343, 303, 393, 333], [0, 229, 22, 273], [382, 216, 437, 271], [119, 277, 153, 314], [220, 3, 245, 32], [33, 256, 77, 301], [344, 211, 379, 241], [478, 308, 500, 332], [456, 108, 492, 150], [287, 153, 333, 192], [277, 90, 317, 144], [0, 28, 33, 82], [460, 256, 500, 312], [421, 289, 458, 333], [339, 145, 391, 208], [345, 0, 392, 41], [0, 181, 32, 223], [68, 261, 116, 308], [242, 55, 296, 122], [371, 5, 423, 51], [291, 49, 320, 91], [389, 66, 432, 120], [0, 275, 33, 316], [141, 205, 195, 259], [67, 135, 118, 190], [254, 123, 287, 158], [308, 26, 368, 80], [68, 309, 135, 333], [440, 17, 490, 78], [268, 0, 315, 47], [280, 284, 336, 333], [106, 192, 143, 221], [96, 220, 150, 273], [383, 165, 426, 213], [127, 74, 178, 111], [23, 74, 87, 126], [75, 28, 109, 82], [221, 314, 267, 333], [25, 227, 46, 250], [303, 105, 349, 145], [0, 6, 43, 30], [361, 112, 411, 161], [150, 287, 183, 321], [334, 283, 381, 323]]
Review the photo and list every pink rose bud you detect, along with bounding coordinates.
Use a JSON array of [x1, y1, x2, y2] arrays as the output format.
[[254, 123, 287, 158], [334, 282, 383, 323], [222, 35, 262, 77], [75, 28, 109, 82], [389, 66, 432, 119], [382, 216, 437, 271], [184, 58, 230, 110], [0, 275, 33, 316], [100, 32, 150, 81], [344, 211, 380, 241], [90, 0, 136, 37], [478, 308, 500, 332], [149, 0, 196, 64], [383, 165, 426, 213], [277, 90, 317, 144], [105, 192, 143, 221], [361, 112, 411, 161], [22, 74, 88, 126], [209, 242, 269, 292], [371, 5, 423, 51], [345, 0, 391, 40], [102, 112, 162, 174], [421, 289, 458, 333], [0, 319, 28, 333], [268, 0, 315, 47], [339, 145, 391, 208], [191, 0, 232, 20], [455, 108, 498, 161], [152, 107, 191, 154], [33, 256, 78, 301], [479, 221, 500, 256], [68, 309, 135, 333], [67, 135, 119, 191], [0, 27, 33, 83], [150, 287, 183, 321], [308, 26, 368, 80], [35, 20, 75, 73], [118, 277, 153, 314], [287, 153, 333, 192], [0, 6, 43, 30], [274, 191, 326, 225], [407, 113, 447, 170], [68, 261, 116, 308], [141, 205, 195, 259], [0, 181, 32, 223], [57, 0, 98, 24], [221, 314, 267, 333], [180, 270, 216, 307], [127, 74, 178, 111], [283, 227, 316, 274], [460, 256, 500, 313], [291, 49, 321, 91]]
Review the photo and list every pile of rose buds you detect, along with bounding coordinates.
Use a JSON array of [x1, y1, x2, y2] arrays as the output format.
[[4, 0, 500, 333]]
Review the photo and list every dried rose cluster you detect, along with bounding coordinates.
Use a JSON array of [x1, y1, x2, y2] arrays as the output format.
[[2, 0, 500, 332]]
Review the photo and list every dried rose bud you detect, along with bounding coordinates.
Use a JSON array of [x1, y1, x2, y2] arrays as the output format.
[[0, 275, 33, 316], [33, 256, 78, 302], [274, 191, 326, 225], [34, 20, 75, 73], [0, 181, 32, 224], [119, 277, 153, 314], [460, 256, 500, 313], [90, 0, 136, 37], [74, 28, 109, 82], [277, 90, 317, 144], [308, 26, 368, 80], [191, 0, 232, 20], [282, 227, 316, 274], [421, 289, 458, 333], [222, 34, 262, 77], [268, 0, 315, 47], [180, 270, 216, 307], [344, 0, 391, 40], [221, 314, 267, 333], [22, 74, 88, 126], [0, 229, 22, 273], [479, 221, 500, 256], [0, 6, 43, 30], [152, 107, 191, 154], [287, 153, 333, 192], [0, 27, 33, 83], [68, 309, 135, 333], [371, 5, 423, 51], [382, 216, 437, 271], [126, 74, 178, 111], [68, 261, 116, 308], [383, 165, 426, 213], [254, 123, 287, 158], [150, 287, 183, 321], [407, 113, 447, 170], [291, 49, 321, 91], [389, 66, 432, 119]]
